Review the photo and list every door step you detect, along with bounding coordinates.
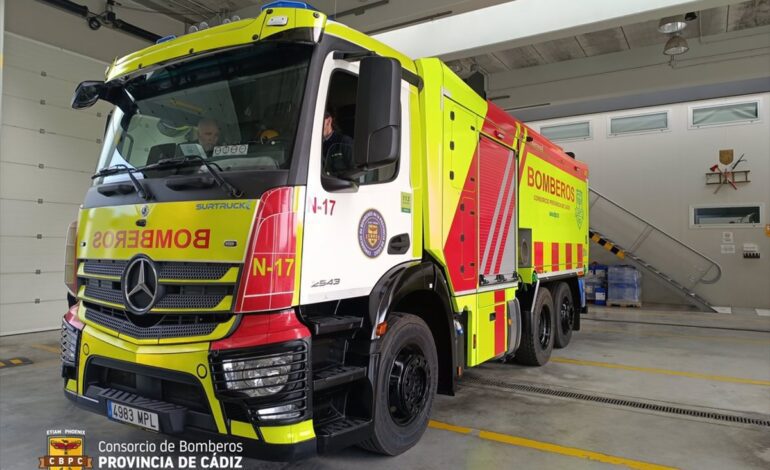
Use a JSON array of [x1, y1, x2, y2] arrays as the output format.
[[316, 417, 372, 453], [313, 365, 367, 392], [305, 315, 363, 335]]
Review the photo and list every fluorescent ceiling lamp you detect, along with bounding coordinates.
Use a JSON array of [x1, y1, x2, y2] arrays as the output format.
[[658, 15, 687, 33], [664, 35, 689, 55]]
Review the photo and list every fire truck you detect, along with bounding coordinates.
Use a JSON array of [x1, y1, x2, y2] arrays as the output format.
[[61, 1, 589, 460]]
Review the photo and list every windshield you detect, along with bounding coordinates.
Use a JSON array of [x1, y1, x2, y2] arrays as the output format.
[[95, 42, 312, 185]]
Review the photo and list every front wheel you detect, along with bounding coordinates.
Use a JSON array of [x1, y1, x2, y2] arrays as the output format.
[[358, 313, 438, 455], [514, 287, 555, 366]]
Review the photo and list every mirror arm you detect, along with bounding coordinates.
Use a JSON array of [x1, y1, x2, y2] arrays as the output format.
[[334, 50, 423, 91]]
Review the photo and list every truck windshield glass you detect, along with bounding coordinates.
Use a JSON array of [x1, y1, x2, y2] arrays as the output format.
[[95, 42, 312, 184]]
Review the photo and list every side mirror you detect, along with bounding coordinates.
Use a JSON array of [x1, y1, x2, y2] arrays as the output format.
[[353, 57, 401, 171], [72, 80, 106, 109]]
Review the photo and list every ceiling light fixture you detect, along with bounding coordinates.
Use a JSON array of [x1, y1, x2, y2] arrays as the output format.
[[658, 15, 687, 34], [664, 35, 689, 55]]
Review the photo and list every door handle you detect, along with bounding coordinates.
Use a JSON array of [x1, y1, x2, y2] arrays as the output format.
[[387, 233, 410, 255]]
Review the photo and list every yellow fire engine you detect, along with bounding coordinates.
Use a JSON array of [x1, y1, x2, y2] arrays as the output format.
[[61, 1, 589, 459]]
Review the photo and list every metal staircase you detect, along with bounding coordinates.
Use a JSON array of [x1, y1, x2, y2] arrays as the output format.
[[588, 189, 722, 312]]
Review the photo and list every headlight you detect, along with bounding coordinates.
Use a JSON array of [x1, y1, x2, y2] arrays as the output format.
[[221, 355, 292, 397]]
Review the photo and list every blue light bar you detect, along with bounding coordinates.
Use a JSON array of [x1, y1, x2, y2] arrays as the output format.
[[261, 1, 318, 11], [156, 35, 176, 44]]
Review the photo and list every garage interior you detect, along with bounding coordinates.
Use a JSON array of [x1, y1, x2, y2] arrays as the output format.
[[1, 0, 768, 469]]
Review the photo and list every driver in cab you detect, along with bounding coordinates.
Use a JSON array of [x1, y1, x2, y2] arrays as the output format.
[[196, 118, 221, 156], [322, 110, 353, 176]]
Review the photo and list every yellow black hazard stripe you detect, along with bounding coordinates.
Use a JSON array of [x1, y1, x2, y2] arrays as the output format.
[[589, 231, 625, 260], [0, 357, 33, 368]]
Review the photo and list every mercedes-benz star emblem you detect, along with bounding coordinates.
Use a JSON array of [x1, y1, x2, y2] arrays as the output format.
[[123, 257, 159, 314]]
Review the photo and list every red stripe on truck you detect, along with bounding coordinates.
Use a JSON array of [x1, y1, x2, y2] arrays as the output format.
[[534, 241, 544, 273], [551, 243, 559, 272]]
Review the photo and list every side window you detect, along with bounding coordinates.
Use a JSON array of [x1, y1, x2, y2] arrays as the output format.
[[322, 70, 398, 185]]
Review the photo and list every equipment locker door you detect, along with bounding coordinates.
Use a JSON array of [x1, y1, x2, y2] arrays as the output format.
[[299, 57, 416, 305], [477, 135, 518, 284]]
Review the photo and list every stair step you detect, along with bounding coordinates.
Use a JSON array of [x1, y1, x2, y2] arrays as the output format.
[[305, 315, 363, 335], [313, 365, 367, 392], [316, 417, 372, 453]]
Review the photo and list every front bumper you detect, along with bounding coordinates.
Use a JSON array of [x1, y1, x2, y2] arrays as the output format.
[[65, 326, 316, 461]]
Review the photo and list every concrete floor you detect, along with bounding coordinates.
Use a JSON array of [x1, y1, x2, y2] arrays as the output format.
[[1, 306, 769, 469]]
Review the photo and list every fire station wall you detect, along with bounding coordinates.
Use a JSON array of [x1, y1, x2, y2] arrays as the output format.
[[528, 92, 770, 310], [0, 1, 182, 335], [0, 33, 109, 335]]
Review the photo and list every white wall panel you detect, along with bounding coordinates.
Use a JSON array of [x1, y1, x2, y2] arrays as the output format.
[[1, 34, 108, 334], [0, 300, 69, 335], [1, 126, 100, 172], [0, 273, 67, 305], [3, 95, 104, 142], [0, 237, 67, 273], [0, 200, 79, 238], [0, 162, 91, 203]]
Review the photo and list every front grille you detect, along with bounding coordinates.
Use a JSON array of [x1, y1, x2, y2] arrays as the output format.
[[84, 304, 232, 339], [83, 259, 127, 277], [83, 260, 232, 280], [80, 277, 231, 310], [84, 284, 124, 305], [210, 341, 310, 425]]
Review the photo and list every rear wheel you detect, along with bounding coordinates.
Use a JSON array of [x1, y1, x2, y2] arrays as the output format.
[[514, 288, 555, 366], [358, 313, 438, 455], [553, 282, 574, 349]]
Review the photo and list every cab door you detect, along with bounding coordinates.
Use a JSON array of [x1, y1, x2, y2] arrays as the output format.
[[299, 56, 416, 305]]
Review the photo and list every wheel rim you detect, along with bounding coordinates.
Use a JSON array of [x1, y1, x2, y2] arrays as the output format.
[[388, 344, 430, 426], [559, 295, 574, 335], [538, 305, 552, 349]]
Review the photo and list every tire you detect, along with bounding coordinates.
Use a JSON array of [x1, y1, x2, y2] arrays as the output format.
[[553, 282, 575, 349], [358, 313, 438, 455], [514, 288, 555, 366]]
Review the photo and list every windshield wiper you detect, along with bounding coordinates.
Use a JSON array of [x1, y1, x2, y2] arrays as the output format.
[[140, 156, 243, 199], [92, 164, 150, 200]]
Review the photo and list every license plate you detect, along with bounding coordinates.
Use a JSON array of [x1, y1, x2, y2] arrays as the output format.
[[107, 400, 160, 431]]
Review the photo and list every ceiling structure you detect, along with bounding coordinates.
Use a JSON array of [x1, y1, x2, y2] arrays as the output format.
[[122, 0, 769, 117], [444, 1, 770, 77]]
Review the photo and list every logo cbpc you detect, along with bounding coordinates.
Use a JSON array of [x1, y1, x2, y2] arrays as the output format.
[[38, 429, 92, 470]]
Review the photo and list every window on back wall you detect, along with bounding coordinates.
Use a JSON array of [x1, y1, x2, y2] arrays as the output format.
[[539, 121, 591, 142], [690, 100, 760, 128], [609, 111, 669, 136], [690, 204, 764, 227]]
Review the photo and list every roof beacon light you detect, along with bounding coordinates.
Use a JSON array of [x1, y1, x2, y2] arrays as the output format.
[[156, 35, 176, 44], [261, 1, 318, 11]]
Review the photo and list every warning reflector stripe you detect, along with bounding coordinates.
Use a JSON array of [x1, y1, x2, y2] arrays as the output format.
[[551, 243, 559, 272], [534, 242, 544, 273], [565, 243, 573, 270], [577, 244, 583, 266]]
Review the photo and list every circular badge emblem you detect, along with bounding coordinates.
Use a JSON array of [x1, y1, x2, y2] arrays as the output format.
[[358, 209, 387, 258], [122, 256, 160, 314]]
